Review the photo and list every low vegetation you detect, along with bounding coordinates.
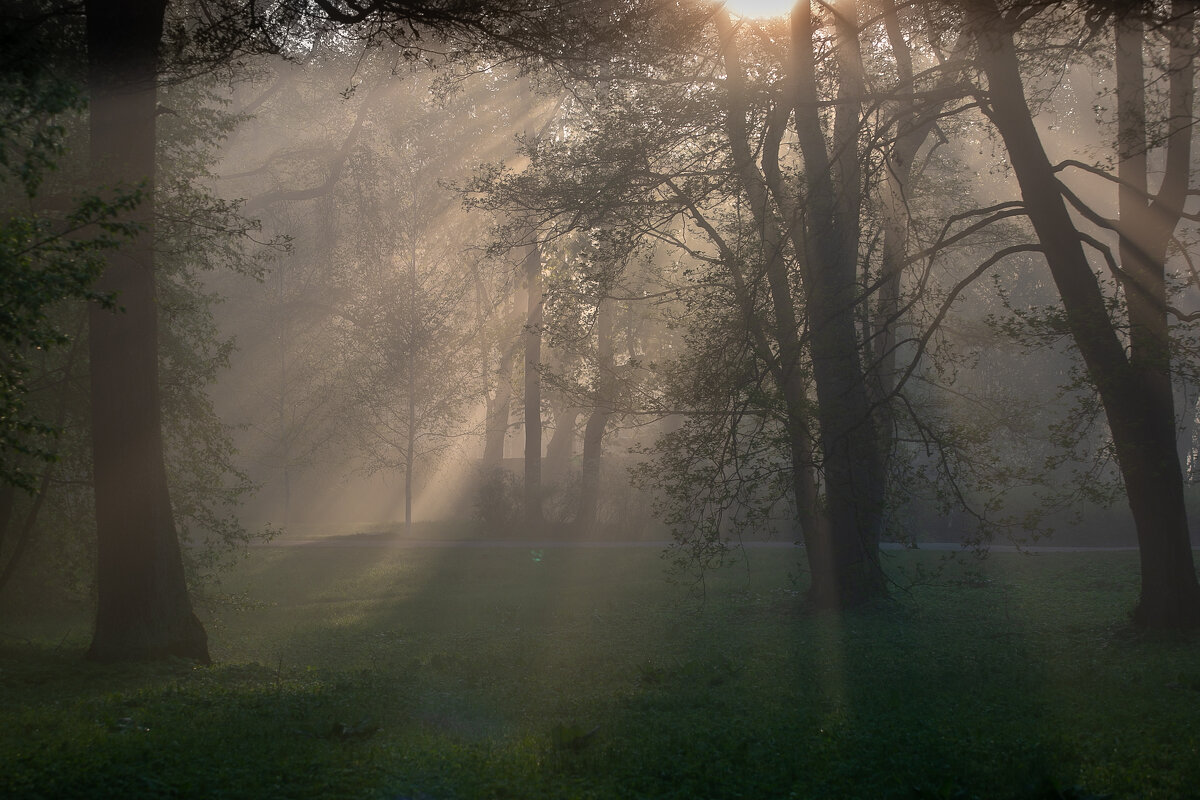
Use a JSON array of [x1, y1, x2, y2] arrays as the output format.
[[2, 542, 1197, 799]]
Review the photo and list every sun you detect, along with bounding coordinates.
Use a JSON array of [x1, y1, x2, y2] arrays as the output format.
[[722, 0, 796, 18]]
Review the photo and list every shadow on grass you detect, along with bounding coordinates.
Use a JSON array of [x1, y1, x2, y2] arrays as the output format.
[[2, 546, 1197, 798], [224, 544, 1075, 798]]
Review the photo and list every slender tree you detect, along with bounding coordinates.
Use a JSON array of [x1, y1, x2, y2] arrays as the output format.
[[522, 239, 546, 529], [576, 296, 617, 534]]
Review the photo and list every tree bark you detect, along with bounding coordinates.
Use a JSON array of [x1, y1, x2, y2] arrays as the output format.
[[484, 338, 517, 466], [545, 403, 579, 476], [714, 8, 887, 608], [576, 298, 615, 535], [970, 0, 1200, 628], [85, 0, 209, 662], [789, 1, 887, 607], [523, 240, 545, 529], [405, 250, 418, 535]]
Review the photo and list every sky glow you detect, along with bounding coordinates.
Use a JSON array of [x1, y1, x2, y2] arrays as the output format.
[[722, 0, 796, 18]]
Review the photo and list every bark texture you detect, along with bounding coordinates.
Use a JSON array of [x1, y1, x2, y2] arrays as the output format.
[[86, 0, 209, 662], [523, 241, 545, 528], [970, 0, 1200, 629], [715, 8, 887, 609]]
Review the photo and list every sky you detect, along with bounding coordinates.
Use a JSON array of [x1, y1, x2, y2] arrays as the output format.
[[722, 0, 796, 18]]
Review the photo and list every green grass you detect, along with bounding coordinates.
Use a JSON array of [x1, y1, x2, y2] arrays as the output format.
[[2, 542, 1198, 799]]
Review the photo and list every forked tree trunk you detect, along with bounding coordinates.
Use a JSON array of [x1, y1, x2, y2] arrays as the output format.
[[788, 1, 887, 607], [971, 0, 1200, 629], [716, 9, 886, 609], [85, 0, 209, 662]]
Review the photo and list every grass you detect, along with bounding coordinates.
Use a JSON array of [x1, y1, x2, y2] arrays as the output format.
[[1, 541, 1198, 799]]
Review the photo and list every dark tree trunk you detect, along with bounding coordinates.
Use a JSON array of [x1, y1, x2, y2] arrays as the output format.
[[789, 0, 886, 607], [716, 9, 886, 609], [971, 0, 1200, 629], [483, 337, 517, 467], [545, 403, 579, 476], [543, 345, 579, 476], [85, 0, 209, 662], [523, 241, 544, 529], [576, 298, 615, 534], [0, 467, 53, 595], [0, 484, 14, 557]]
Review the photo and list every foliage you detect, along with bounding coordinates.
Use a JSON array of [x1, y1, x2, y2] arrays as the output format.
[[0, 34, 143, 491], [1, 543, 1198, 798], [0, 57, 280, 598], [471, 464, 521, 532]]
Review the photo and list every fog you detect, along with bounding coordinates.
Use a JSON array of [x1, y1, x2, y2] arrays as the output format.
[[5, 2, 1198, 609], [192, 37, 1195, 552], [6, 3, 1200, 796]]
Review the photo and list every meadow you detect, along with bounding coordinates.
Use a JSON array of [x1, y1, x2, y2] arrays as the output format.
[[1, 538, 1198, 799]]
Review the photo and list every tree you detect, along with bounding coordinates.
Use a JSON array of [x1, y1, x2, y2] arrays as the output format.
[[966, 0, 1200, 628], [84, 0, 208, 662], [714, 3, 889, 606], [333, 171, 480, 533], [522, 238, 546, 529]]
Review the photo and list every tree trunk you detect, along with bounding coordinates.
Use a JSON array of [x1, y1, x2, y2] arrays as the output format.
[[789, 1, 887, 607], [523, 240, 545, 529], [971, 0, 1200, 628], [484, 340, 517, 466], [716, 8, 886, 608], [0, 467, 54, 595], [542, 344, 578, 477], [85, 0, 209, 662], [404, 437, 414, 535], [404, 372, 415, 535], [545, 403, 579, 476], [1115, 2, 1200, 627], [576, 298, 615, 534], [0, 484, 14, 558]]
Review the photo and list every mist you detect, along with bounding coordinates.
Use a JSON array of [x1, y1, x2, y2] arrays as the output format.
[[3, 1, 1200, 797]]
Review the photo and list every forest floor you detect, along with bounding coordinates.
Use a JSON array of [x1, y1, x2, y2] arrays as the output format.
[[1, 543, 1198, 799]]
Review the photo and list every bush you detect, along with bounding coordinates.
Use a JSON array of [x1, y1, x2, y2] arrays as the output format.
[[472, 465, 521, 533]]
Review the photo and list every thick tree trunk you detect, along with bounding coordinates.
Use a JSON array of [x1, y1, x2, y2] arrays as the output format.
[[85, 0, 209, 662], [523, 241, 544, 529], [716, 9, 886, 608], [1115, 3, 1200, 628], [576, 298, 615, 534], [971, 0, 1200, 628], [789, 1, 886, 607]]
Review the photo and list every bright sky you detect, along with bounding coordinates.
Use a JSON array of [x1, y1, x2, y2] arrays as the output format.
[[722, 0, 796, 18]]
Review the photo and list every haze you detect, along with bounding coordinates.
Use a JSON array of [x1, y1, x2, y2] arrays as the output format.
[[2, 1, 1199, 797]]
